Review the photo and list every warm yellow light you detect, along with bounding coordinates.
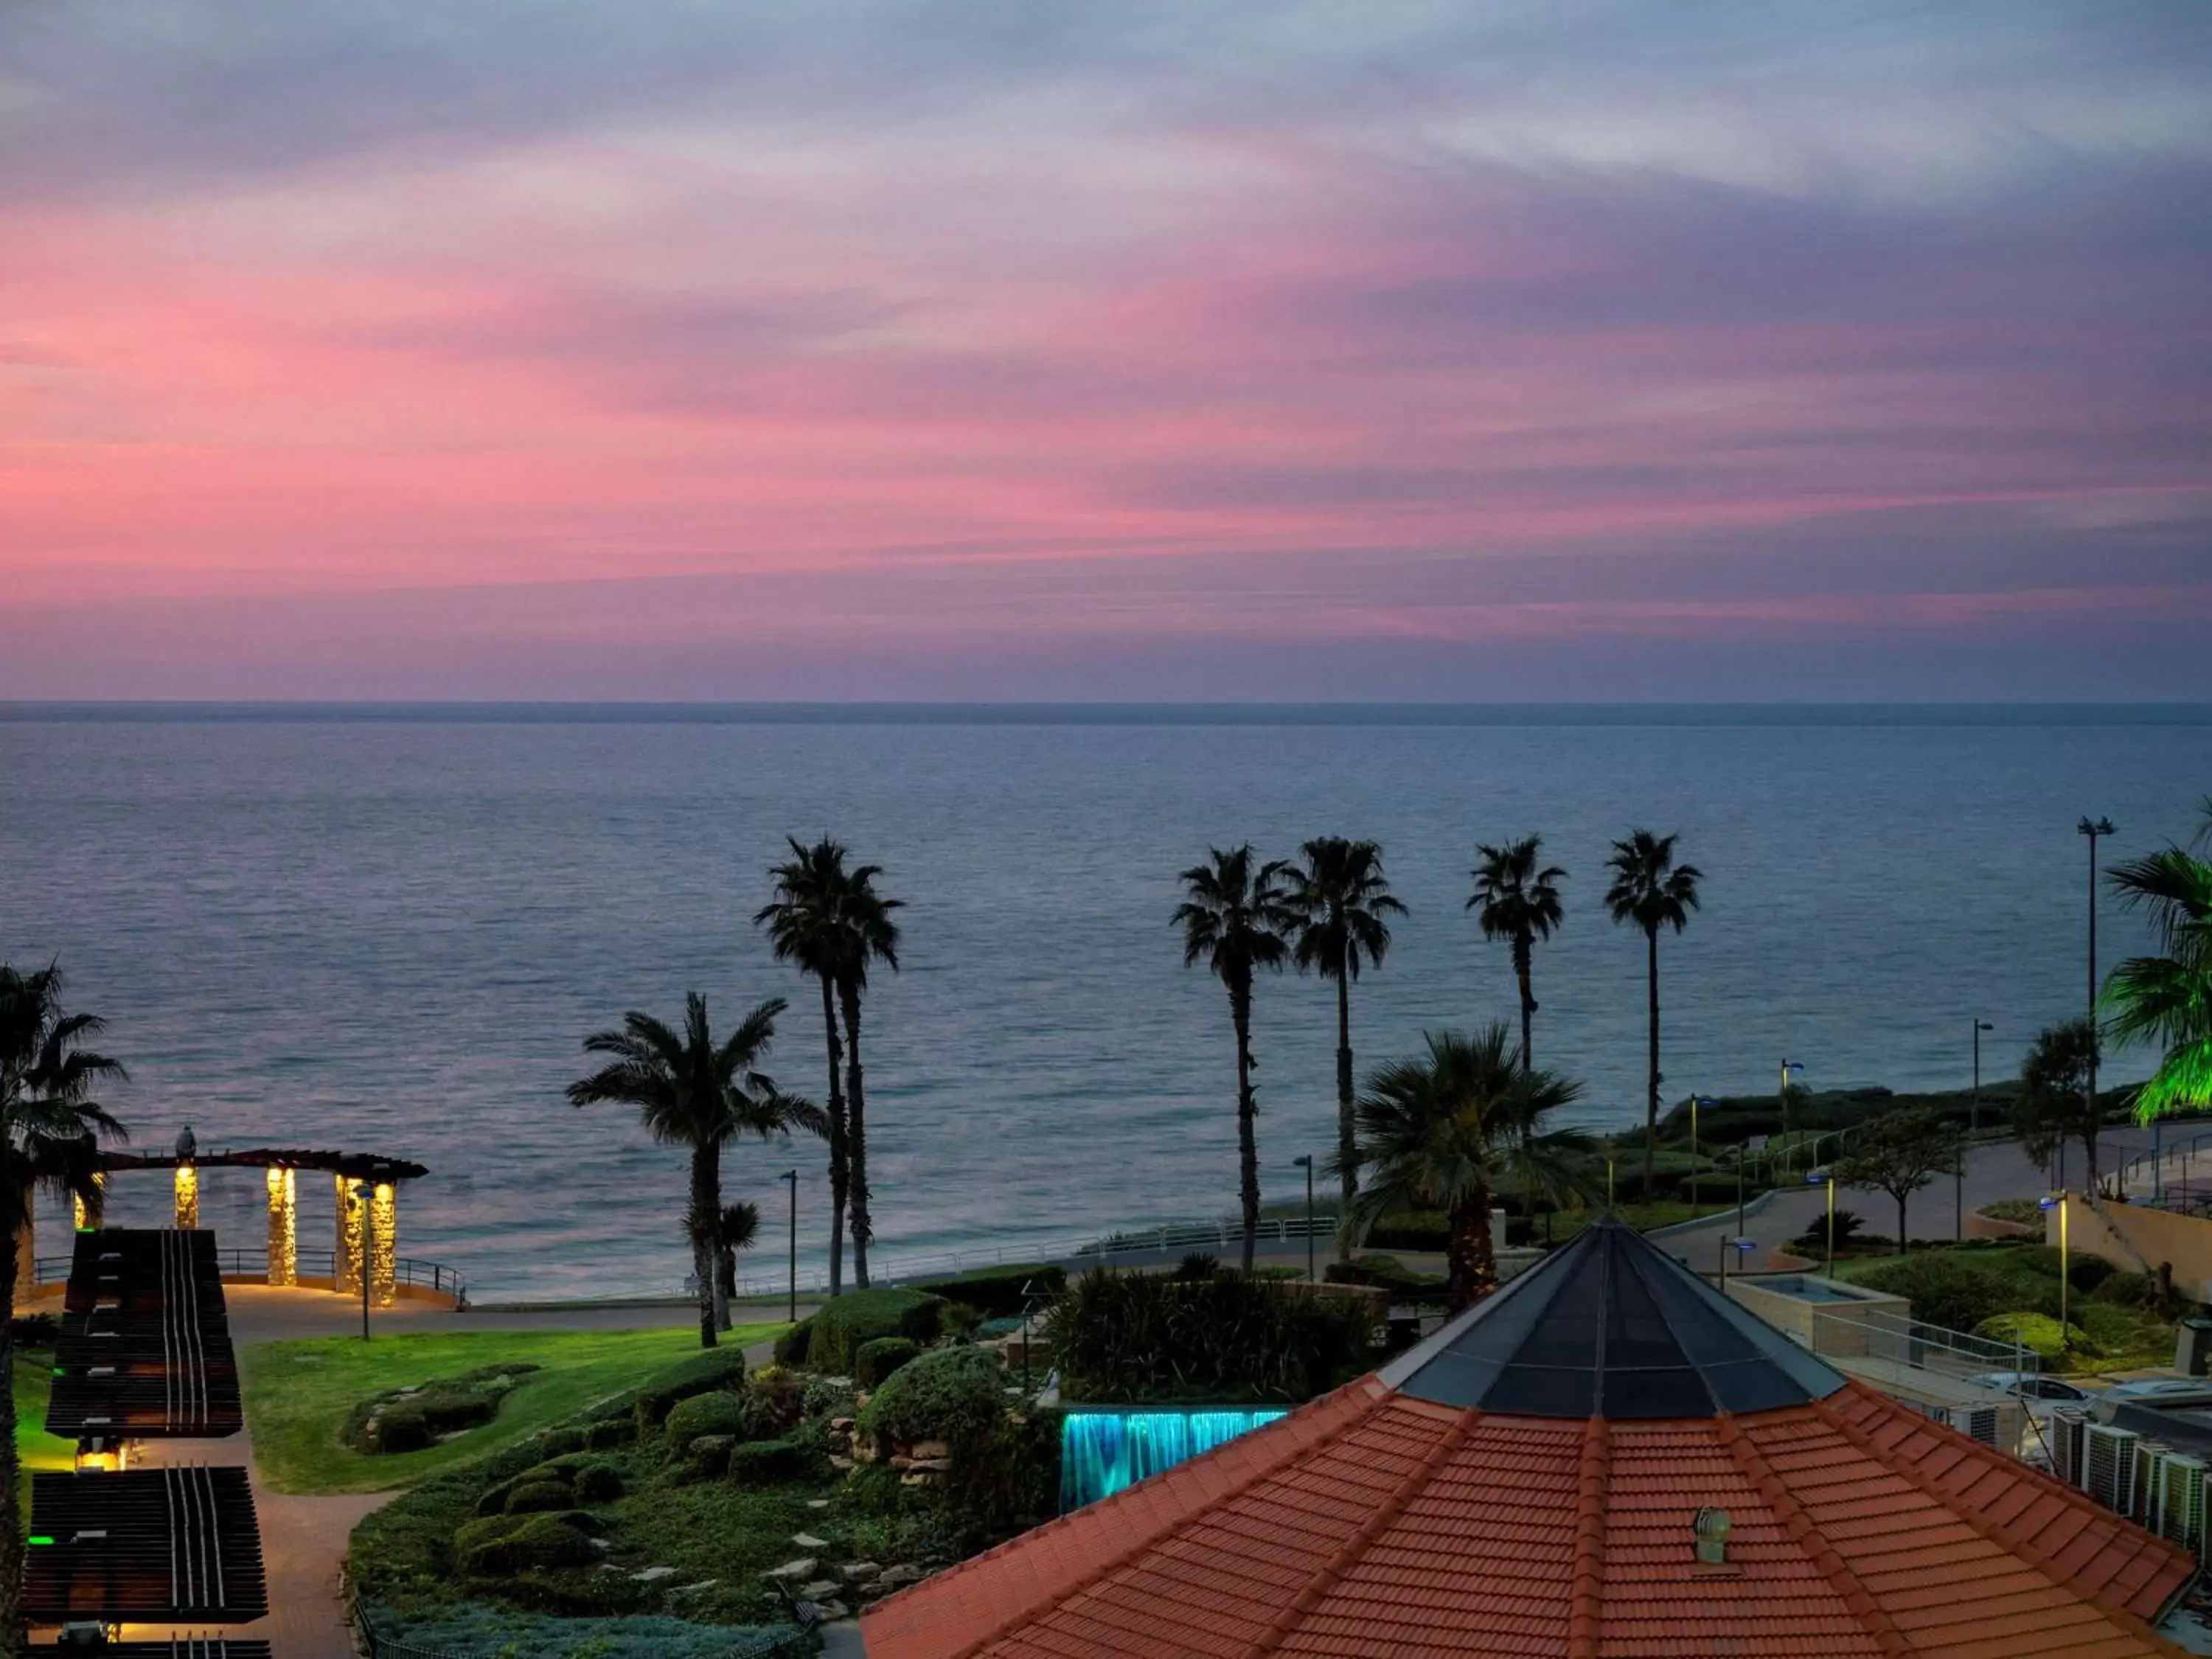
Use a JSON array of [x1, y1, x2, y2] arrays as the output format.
[[371, 1182, 397, 1308], [265, 1167, 297, 1286], [335, 1173, 364, 1297], [173, 1164, 199, 1231]]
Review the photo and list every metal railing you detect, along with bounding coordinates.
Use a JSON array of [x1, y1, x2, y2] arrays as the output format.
[[35, 1242, 467, 1301], [2118, 1121, 2212, 1207], [1807, 1306, 2037, 1383]]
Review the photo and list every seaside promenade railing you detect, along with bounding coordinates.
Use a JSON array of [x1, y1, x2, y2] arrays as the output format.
[[34, 1243, 467, 1303]]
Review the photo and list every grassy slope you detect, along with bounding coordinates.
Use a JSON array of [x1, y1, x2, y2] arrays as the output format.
[[13, 1357, 75, 1506], [1832, 1245, 2173, 1374], [243, 1325, 783, 1495]]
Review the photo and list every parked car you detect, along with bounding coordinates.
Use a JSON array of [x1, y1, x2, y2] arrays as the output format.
[[2099, 1377, 2212, 1406], [1962, 1372, 2090, 1402]]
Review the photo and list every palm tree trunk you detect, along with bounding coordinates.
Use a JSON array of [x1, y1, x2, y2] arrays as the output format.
[[1334, 964, 1355, 1265], [1644, 928, 1660, 1188], [688, 1148, 718, 1348], [1445, 1189, 1498, 1310], [1233, 980, 1259, 1276], [1514, 935, 1535, 1072], [0, 1220, 21, 1655], [818, 974, 848, 1299], [841, 982, 872, 1290], [1896, 1192, 1908, 1255]]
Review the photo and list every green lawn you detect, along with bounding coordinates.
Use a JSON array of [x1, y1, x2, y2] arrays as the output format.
[[243, 1325, 785, 1495], [13, 1356, 75, 1504]]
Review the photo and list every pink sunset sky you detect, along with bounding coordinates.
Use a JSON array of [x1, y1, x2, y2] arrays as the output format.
[[3, 1, 2209, 700]]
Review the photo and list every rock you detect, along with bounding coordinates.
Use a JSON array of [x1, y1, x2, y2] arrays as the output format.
[[813, 1598, 850, 1620], [588, 1537, 613, 1552], [799, 1579, 841, 1600], [888, 1454, 913, 1470], [806, 1498, 831, 1509], [830, 1417, 855, 1433], [630, 1565, 679, 1583], [765, 1557, 819, 1581], [878, 1564, 928, 1587], [907, 1456, 953, 1473], [669, 1579, 717, 1596], [900, 1472, 930, 1486], [790, 1531, 829, 1550], [826, 1376, 853, 1388], [830, 1455, 855, 1471], [910, 1439, 952, 1460], [841, 1562, 882, 1581]]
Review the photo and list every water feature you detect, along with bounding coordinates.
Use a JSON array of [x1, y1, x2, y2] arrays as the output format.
[[1059, 1409, 1288, 1512]]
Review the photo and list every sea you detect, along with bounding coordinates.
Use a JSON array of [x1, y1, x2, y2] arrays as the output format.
[[2, 703, 2206, 1299]]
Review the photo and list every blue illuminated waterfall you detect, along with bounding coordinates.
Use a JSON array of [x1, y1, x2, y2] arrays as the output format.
[[1058, 1409, 1289, 1512]]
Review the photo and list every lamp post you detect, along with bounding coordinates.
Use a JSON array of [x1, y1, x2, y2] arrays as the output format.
[[1691, 1095, 1716, 1173], [2039, 1193, 2070, 1331], [1291, 1155, 1315, 1284], [780, 1169, 799, 1324], [349, 1180, 371, 1341], [1779, 1061, 1806, 1173], [1971, 1020, 1993, 1133], [2080, 816, 2116, 1179], [1807, 1169, 1835, 1276], [1719, 1235, 1756, 1292]]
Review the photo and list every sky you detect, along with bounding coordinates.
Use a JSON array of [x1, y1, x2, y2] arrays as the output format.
[[3, 1, 2210, 701]]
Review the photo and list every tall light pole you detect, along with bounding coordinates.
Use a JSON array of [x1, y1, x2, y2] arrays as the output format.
[[781, 1169, 799, 1324], [1779, 1061, 1805, 1172], [1971, 1020, 1993, 1133], [2080, 816, 2116, 1186], [349, 1180, 371, 1342], [2040, 1193, 2070, 1331], [1807, 1169, 1835, 1276], [1691, 1095, 1717, 1172], [1292, 1155, 1315, 1283]]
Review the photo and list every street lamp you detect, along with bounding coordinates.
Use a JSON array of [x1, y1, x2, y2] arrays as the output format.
[[2080, 817, 2117, 1172], [1291, 1155, 1315, 1283], [1719, 1235, 1756, 1292], [1971, 1020, 1994, 1133], [1806, 1169, 1835, 1276], [2040, 1193, 2070, 1331], [1691, 1095, 1717, 1172], [1779, 1061, 1806, 1172], [780, 1169, 799, 1324], [348, 1180, 371, 1342]]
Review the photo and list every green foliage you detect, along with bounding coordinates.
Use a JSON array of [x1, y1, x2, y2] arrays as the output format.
[[1980, 1197, 2045, 1225], [772, 1320, 813, 1367], [1832, 1107, 1961, 1220], [855, 1336, 921, 1387], [1048, 1267, 1377, 1404], [361, 1604, 807, 1659], [504, 1479, 575, 1514], [538, 1427, 587, 1457], [1975, 1312, 2094, 1359], [1324, 1254, 1448, 1305], [745, 1366, 805, 1436], [584, 1418, 636, 1451], [2015, 1244, 2117, 1293], [1787, 1209, 1866, 1253], [1852, 1253, 2041, 1332], [1361, 1214, 1447, 1251], [663, 1391, 749, 1451], [572, 1462, 623, 1503], [937, 1405, 1061, 1551], [2092, 1269, 2157, 1309], [908, 1265, 1065, 1318], [633, 1347, 753, 1428], [858, 1346, 1006, 1450], [1175, 1252, 1220, 1281], [808, 1288, 946, 1374], [456, 1511, 603, 1576], [725, 1438, 810, 1485]]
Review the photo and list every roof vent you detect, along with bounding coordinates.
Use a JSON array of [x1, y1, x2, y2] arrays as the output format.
[[1692, 1506, 1731, 1564]]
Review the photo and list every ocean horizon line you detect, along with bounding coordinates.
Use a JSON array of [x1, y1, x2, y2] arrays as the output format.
[[3, 698, 2209, 728]]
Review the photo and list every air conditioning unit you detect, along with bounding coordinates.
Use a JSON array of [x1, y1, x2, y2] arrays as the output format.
[[1954, 1403, 2003, 1447], [2086, 1424, 2140, 1516], [2155, 1453, 2207, 1551], [2050, 1408, 2091, 1488], [2134, 1441, 2163, 1525]]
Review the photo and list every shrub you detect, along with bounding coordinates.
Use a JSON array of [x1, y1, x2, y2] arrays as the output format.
[[1851, 1254, 2041, 1333], [1175, 1253, 1219, 1281], [2092, 1270, 2157, 1310], [1787, 1210, 1868, 1253], [2016, 1245, 2115, 1293], [662, 1391, 749, 1451], [909, 1265, 1065, 1318], [941, 1301, 984, 1340], [856, 1337, 921, 1388], [503, 1479, 574, 1514], [774, 1319, 813, 1368], [573, 1462, 623, 1504], [726, 1438, 810, 1485], [745, 1366, 805, 1436], [633, 1346, 751, 1427], [1363, 1212, 1448, 1252], [801, 1373, 858, 1419], [858, 1346, 1005, 1453], [10, 1314, 58, 1348], [583, 1418, 635, 1450], [369, 1406, 433, 1454], [810, 1288, 947, 1375], [1975, 1312, 2093, 1360], [1325, 1255, 1449, 1305], [535, 1427, 586, 1458], [454, 1512, 600, 1576], [1048, 1267, 1378, 1403]]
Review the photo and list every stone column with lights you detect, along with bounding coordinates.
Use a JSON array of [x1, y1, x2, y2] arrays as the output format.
[[266, 1166, 297, 1286], [334, 1172, 364, 1297], [173, 1124, 199, 1229], [371, 1181, 398, 1307]]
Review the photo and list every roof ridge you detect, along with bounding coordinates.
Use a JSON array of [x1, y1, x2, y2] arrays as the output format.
[[1713, 1410, 1917, 1658], [1241, 1404, 1485, 1658], [1565, 1415, 1610, 1659], [1811, 1387, 2191, 1653], [913, 1377, 1388, 1659]]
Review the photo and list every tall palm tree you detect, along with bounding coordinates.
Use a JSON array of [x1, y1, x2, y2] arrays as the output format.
[[567, 992, 788, 1346], [1281, 838, 1405, 1262], [1174, 845, 1293, 1273], [714, 1200, 763, 1311], [1604, 829, 1703, 1188], [1467, 835, 1568, 1071], [1341, 1023, 1587, 1309], [1, 964, 127, 1644], [830, 860, 902, 1290], [757, 836, 860, 1296], [2104, 798, 2212, 1121]]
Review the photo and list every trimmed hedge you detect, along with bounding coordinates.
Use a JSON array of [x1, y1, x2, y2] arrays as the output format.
[[809, 1289, 947, 1375], [726, 1438, 810, 1485], [908, 1265, 1065, 1318], [1975, 1312, 2092, 1360], [632, 1346, 751, 1428], [663, 1391, 749, 1451], [857, 1346, 1005, 1453], [1851, 1254, 2048, 1333], [583, 1417, 635, 1451], [454, 1512, 602, 1576], [855, 1337, 920, 1388], [504, 1479, 573, 1514], [773, 1320, 813, 1367]]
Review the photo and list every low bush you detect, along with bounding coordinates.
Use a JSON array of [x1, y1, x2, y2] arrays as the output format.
[[2015, 1245, 2115, 1294], [809, 1288, 947, 1375], [368, 1406, 434, 1454], [341, 1363, 543, 1456], [908, 1265, 1065, 1318], [535, 1427, 586, 1458], [855, 1336, 920, 1388], [858, 1345, 1005, 1452], [503, 1479, 574, 1514], [773, 1319, 813, 1367], [1851, 1253, 2043, 1333], [662, 1391, 748, 1451], [1048, 1267, 1377, 1403], [572, 1461, 623, 1504], [1325, 1255, 1449, 1305], [1975, 1312, 2093, 1360], [454, 1511, 602, 1577], [745, 1366, 805, 1436], [2092, 1270, 2157, 1310], [1787, 1210, 1867, 1253], [633, 1346, 751, 1428], [726, 1438, 810, 1485], [1363, 1212, 1447, 1252], [1980, 1197, 2045, 1225], [583, 1417, 636, 1451]]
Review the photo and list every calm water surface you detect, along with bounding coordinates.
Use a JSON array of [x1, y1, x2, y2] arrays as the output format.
[[2, 705, 2205, 1297]]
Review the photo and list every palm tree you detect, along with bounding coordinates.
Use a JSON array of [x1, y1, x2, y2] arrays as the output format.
[[1281, 838, 1405, 1261], [714, 1200, 763, 1311], [567, 992, 788, 1346], [1341, 1023, 1587, 1309], [1604, 829, 1703, 1188], [1468, 835, 1568, 1070], [757, 836, 859, 1296], [2104, 799, 2212, 1122], [830, 860, 902, 1290], [1174, 845, 1293, 1273], [1, 964, 127, 1644]]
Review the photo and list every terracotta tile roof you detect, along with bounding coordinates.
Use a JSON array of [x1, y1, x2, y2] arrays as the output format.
[[861, 1225, 2197, 1659]]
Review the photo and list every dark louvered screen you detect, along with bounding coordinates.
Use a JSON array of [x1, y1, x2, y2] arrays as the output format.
[[49, 1229, 242, 1438], [26, 1467, 268, 1621], [91, 1644, 274, 1659]]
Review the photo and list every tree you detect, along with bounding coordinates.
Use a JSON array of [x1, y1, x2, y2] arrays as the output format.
[[567, 992, 788, 1346], [1174, 845, 1293, 1274], [0, 964, 127, 1647], [1833, 1107, 1960, 1252], [1341, 1023, 1589, 1310], [2103, 801, 2212, 1123], [2016, 1018, 2104, 1187], [1604, 830, 1703, 1189], [830, 858, 902, 1289], [1467, 835, 1567, 1070], [756, 837, 860, 1296], [714, 1200, 762, 1310], [1281, 837, 1405, 1260]]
